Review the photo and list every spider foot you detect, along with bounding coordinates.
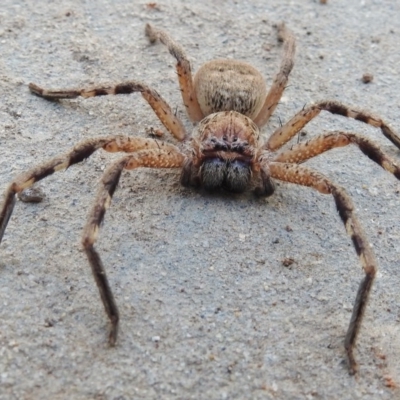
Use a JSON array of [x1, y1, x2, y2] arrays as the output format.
[[0, 188, 17, 243], [346, 350, 359, 376], [29, 82, 81, 100], [108, 317, 119, 347]]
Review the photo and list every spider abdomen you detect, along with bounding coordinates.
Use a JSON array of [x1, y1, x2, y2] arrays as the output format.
[[194, 59, 267, 119]]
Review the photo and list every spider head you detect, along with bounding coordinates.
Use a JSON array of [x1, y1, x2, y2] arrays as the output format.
[[188, 111, 261, 193]]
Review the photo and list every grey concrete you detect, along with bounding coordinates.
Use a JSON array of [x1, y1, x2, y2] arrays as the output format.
[[1, 0, 400, 399]]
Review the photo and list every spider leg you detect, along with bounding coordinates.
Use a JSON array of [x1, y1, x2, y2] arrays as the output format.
[[0, 136, 183, 243], [29, 81, 187, 141], [253, 22, 296, 128], [266, 100, 400, 151], [0, 136, 185, 344], [145, 23, 204, 123], [0, 137, 109, 242], [273, 131, 400, 179], [82, 149, 185, 344], [267, 161, 377, 375]]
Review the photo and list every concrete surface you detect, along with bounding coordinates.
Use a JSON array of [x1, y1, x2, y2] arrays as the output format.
[[1, 0, 400, 399]]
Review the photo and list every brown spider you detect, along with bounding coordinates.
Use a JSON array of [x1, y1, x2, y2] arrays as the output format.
[[1, 23, 400, 375]]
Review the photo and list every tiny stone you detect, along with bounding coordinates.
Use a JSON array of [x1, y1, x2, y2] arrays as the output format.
[[362, 73, 373, 83], [282, 257, 294, 267], [18, 186, 46, 203]]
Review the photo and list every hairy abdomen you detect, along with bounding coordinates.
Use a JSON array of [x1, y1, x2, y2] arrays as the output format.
[[194, 60, 266, 120]]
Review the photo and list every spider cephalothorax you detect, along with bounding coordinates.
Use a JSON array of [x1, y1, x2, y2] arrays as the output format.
[[182, 111, 265, 193], [1, 23, 400, 375]]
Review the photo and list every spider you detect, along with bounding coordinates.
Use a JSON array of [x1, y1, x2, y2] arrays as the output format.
[[1, 23, 400, 375]]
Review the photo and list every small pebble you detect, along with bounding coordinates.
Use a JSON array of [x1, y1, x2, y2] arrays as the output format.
[[282, 257, 295, 267], [362, 73, 374, 84], [18, 186, 46, 203]]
